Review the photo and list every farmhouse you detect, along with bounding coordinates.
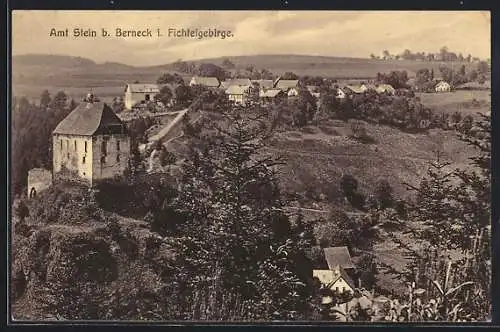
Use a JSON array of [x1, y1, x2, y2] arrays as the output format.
[[344, 85, 366, 95], [375, 84, 396, 95], [225, 85, 251, 105], [227, 78, 253, 86], [335, 87, 347, 99], [259, 88, 284, 103], [124, 83, 160, 110], [361, 83, 377, 92], [275, 79, 300, 92], [435, 81, 451, 92], [52, 94, 130, 186], [287, 87, 300, 97], [189, 76, 220, 88], [313, 267, 356, 294], [252, 79, 274, 89], [313, 246, 357, 296]]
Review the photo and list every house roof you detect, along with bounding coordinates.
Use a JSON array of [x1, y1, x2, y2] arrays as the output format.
[[225, 85, 250, 95], [190, 76, 220, 87], [436, 81, 450, 86], [362, 84, 377, 91], [344, 85, 365, 94], [126, 83, 160, 93], [252, 79, 274, 89], [220, 81, 232, 90], [260, 88, 283, 98], [276, 79, 300, 90], [324, 246, 355, 270], [225, 78, 252, 86], [376, 84, 395, 93], [53, 102, 125, 136]]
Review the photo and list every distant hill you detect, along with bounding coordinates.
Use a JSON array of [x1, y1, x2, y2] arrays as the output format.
[[12, 53, 476, 102], [12, 54, 97, 67], [171, 54, 476, 79]]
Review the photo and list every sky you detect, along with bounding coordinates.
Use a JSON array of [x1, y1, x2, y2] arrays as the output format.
[[12, 11, 491, 66]]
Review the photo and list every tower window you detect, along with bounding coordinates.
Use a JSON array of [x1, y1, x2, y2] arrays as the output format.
[[116, 140, 120, 151], [66, 140, 69, 150], [101, 139, 107, 156], [82, 156, 86, 164], [60, 139, 63, 151], [116, 154, 120, 162], [74, 140, 77, 151], [84, 141, 87, 153]]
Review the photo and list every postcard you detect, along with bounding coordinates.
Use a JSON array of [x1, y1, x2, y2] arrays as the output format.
[[10, 10, 491, 323]]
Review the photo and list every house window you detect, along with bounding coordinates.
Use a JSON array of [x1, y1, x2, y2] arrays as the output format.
[[82, 156, 86, 164], [145, 94, 150, 101], [116, 154, 120, 162], [74, 140, 77, 151], [116, 140, 120, 151], [66, 140, 69, 150], [342, 287, 345, 292], [84, 141, 87, 153], [101, 139, 107, 156], [335, 287, 339, 292]]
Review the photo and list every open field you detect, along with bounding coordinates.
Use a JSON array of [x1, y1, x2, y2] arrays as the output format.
[[417, 90, 491, 117], [188, 54, 477, 79], [267, 120, 474, 201]]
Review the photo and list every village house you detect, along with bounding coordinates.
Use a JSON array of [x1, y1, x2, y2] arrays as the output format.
[[225, 85, 251, 105], [313, 246, 357, 295], [252, 79, 274, 89], [189, 76, 220, 88], [287, 86, 301, 97], [52, 94, 130, 186], [220, 78, 254, 91], [435, 81, 451, 92], [335, 87, 347, 99], [344, 85, 366, 95], [375, 84, 396, 95], [124, 83, 160, 110], [259, 88, 285, 104], [275, 79, 300, 95], [361, 83, 377, 92]]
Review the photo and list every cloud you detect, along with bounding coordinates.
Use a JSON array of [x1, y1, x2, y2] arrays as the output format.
[[12, 10, 491, 66]]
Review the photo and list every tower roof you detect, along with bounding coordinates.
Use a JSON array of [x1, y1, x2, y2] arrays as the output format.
[[53, 102, 125, 136]]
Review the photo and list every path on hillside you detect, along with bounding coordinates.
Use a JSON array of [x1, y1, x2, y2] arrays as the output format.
[[262, 146, 439, 164], [148, 108, 189, 143], [118, 109, 186, 122]]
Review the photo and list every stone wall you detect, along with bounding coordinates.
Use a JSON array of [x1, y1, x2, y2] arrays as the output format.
[[92, 134, 131, 184], [27, 168, 52, 198]]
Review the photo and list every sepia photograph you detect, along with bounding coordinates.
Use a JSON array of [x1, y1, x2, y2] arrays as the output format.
[[9, 10, 491, 322]]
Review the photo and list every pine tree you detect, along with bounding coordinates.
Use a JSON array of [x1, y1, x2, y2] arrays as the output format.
[[405, 152, 461, 249], [170, 105, 315, 320], [40, 90, 51, 109]]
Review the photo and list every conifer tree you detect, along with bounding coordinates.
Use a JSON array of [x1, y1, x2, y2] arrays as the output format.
[[170, 104, 316, 320]]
